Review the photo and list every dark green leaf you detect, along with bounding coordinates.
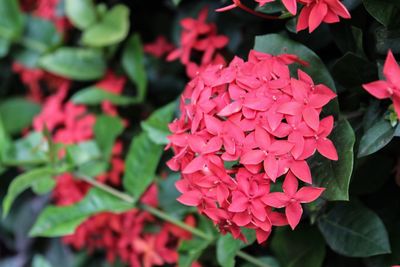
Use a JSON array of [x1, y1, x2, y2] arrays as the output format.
[[29, 187, 133, 237], [39, 47, 106, 80], [82, 5, 130, 47], [363, 0, 400, 28], [24, 16, 62, 53], [122, 34, 148, 102], [311, 119, 355, 201], [71, 87, 136, 106], [318, 200, 391, 257], [0, 37, 10, 58], [0, 97, 41, 135], [271, 225, 325, 267], [65, 0, 97, 30], [94, 115, 124, 160], [217, 234, 242, 267], [123, 133, 163, 199], [241, 257, 280, 267], [358, 117, 399, 157], [0, 0, 23, 40], [32, 255, 52, 267], [141, 101, 176, 145], [2, 167, 54, 217]]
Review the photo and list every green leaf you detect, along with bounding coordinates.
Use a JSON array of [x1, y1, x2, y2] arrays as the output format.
[[358, 117, 399, 157], [2, 132, 48, 166], [172, 0, 182, 6], [82, 5, 130, 47], [24, 16, 62, 53], [39, 47, 106, 81], [0, 97, 41, 135], [31, 176, 56, 195], [0, 37, 10, 58], [0, 0, 23, 40], [241, 257, 280, 267], [271, 225, 326, 267], [0, 115, 9, 165], [158, 173, 190, 219], [363, 0, 400, 28], [65, 0, 97, 30], [29, 187, 133, 237], [217, 234, 242, 267], [122, 34, 148, 102], [32, 255, 52, 267], [318, 200, 391, 257], [123, 133, 163, 199], [311, 119, 355, 201], [2, 167, 54, 217], [65, 141, 102, 167], [141, 101, 176, 145], [94, 115, 124, 160], [71, 86, 136, 106]]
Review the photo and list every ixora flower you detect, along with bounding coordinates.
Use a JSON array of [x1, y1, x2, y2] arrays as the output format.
[[218, 0, 350, 33], [362, 50, 400, 119], [167, 49, 338, 243]]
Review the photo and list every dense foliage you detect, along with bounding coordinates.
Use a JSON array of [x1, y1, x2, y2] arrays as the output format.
[[0, 0, 399, 267]]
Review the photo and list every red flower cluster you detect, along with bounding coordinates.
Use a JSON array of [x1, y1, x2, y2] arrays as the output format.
[[219, 0, 350, 33], [167, 9, 229, 78], [32, 72, 197, 267], [167, 50, 338, 243], [362, 50, 400, 119]]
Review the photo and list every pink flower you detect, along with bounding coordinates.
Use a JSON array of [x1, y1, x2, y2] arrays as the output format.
[[144, 36, 175, 58], [167, 49, 337, 242], [362, 50, 400, 118], [263, 172, 324, 229], [297, 0, 351, 33]]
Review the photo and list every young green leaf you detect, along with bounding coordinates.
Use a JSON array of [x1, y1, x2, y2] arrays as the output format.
[[0, 0, 23, 41], [2, 167, 54, 217], [123, 133, 163, 200], [82, 5, 130, 47], [311, 119, 355, 201], [141, 101, 176, 145], [29, 187, 133, 237], [71, 86, 137, 106], [318, 200, 391, 257], [0, 97, 41, 135], [94, 115, 124, 160], [271, 225, 326, 267], [65, 0, 97, 30], [39, 47, 106, 80], [122, 34, 148, 102]]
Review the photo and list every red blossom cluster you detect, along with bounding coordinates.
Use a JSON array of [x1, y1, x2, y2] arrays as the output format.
[[32, 73, 197, 267], [167, 9, 229, 78], [219, 0, 350, 33], [167, 49, 338, 243], [363, 50, 400, 119], [144, 36, 175, 59]]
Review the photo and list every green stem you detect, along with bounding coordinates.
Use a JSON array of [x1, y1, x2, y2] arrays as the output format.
[[76, 174, 270, 267], [237, 251, 271, 267]]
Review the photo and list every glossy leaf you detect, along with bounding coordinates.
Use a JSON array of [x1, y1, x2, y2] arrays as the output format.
[[141, 101, 176, 145], [122, 34, 148, 102], [0, 97, 41, 135], [29, 188, 133, 237], [0, 0, 23, 40], [318, 200, 391, 257], [94, 115, 124, 160], [358, 117, 399, 157], [82, 5, 130, 47], [123, 133, 163, 199], [71, 87, 137, 106], [39, 48, 106, 80], [2, 167, 54, 217], [363, 0, 400, 28], [311, 119, 355, 201], [24, 16, 62, 53], [65, 0, 97, 30], [271, 225, 326, 267]]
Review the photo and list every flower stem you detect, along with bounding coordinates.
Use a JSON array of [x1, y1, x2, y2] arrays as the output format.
[[216, 0, 282, 20], [76, 174, 271, 267]]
